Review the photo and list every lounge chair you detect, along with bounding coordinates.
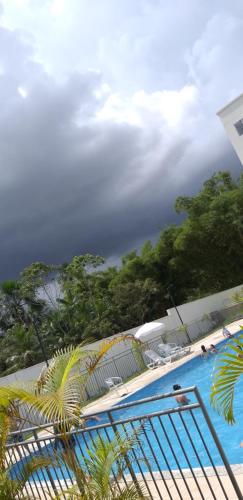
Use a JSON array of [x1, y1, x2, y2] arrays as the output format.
[[158, 343, 182, 355], [144, 350, 171, 369], [158, 343, 191, 358], [105, 377, 124, 391]]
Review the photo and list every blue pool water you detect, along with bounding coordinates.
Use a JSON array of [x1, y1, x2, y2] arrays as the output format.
[[11, 332, 243, 481]]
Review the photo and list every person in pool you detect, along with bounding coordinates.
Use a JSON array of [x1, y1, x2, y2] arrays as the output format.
[[201, 345, 208, 358], [173, 384, 190, 405], [209, 344, 217, 353]]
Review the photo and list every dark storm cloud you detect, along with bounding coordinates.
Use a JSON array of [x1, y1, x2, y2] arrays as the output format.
[[0, 7, 242, 279]]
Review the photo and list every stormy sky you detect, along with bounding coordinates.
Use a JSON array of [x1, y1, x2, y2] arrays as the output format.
[[0, 0, 243, 279]]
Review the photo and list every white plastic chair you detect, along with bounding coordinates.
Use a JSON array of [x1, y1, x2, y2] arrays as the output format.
[[144, 349, 171, 369], [105, 377, 124, 391]]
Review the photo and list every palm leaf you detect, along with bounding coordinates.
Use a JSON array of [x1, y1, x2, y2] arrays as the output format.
[[83, 431, 147, 499], [0, 344, 97, 425], [1, 337, 138, 427], [51, 432, 148, 499], [0, 413, 11, 469], [12, 456, 53, 495], [0, 409, 52, 500], [87, 335, 141, 372], [211, 336, 243, 423], [114, 484, 148, 500], [40, 344, 93, 390]]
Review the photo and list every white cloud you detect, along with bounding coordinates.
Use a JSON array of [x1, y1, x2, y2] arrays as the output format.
[[51, 0, 65, 16], [97, 85, 199, 132], [97, 93, 142, 126]]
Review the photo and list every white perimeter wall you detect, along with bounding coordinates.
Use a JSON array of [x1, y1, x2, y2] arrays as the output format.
[[0, 283, 242, 387], [166, 283, 243, 325]]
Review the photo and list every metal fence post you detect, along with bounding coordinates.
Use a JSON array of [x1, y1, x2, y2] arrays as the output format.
[[33, 429, 58, 497], [107, 410, 144, 497], [194, 387, 243, 500]]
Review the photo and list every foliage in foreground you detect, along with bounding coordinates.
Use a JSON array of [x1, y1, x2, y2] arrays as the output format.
[[0, 411, 51, 500], [0, 344, 146, 499], [53, 434, 148, 499], [0, 336, 135, 427], [210, 334, 243, 424]]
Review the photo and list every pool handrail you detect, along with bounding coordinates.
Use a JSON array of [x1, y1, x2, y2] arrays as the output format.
[[9, 385, 197, 437]]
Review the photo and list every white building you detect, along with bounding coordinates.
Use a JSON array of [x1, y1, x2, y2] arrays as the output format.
[[217, 93, 243, 165]]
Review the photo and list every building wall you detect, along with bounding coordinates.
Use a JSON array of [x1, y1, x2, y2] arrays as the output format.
[[217, 94, 243, 164]]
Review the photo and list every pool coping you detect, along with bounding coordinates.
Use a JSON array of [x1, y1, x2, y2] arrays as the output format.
[[23, 463, 243, 499]]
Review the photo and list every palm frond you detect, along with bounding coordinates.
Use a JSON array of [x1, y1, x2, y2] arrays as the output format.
[[1, 337, 138, 427], [87, 335, 140, 373], [211, 336, 243, 423], [51, 484, 82, 499], [115, 483, 148, 500], [0, 412, 52, 500], [0, 413, 11, 469], [51, 430, 147, 499], [83, 430, 146, 499], [13, 456, 53, 495], [0, 344, 99, 425], [37, 344, 95, 393]]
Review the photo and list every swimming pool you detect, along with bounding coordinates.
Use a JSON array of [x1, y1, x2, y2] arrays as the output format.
[[11, 331, 243, 482], [112, 333, 243, 462]]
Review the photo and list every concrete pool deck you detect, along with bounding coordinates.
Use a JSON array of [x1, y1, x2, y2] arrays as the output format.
[[82, 320, 243, 418], [24, 465, 243, 499]]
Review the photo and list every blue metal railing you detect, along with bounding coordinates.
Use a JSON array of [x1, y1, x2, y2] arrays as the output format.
[[6, 387, 243, 500]]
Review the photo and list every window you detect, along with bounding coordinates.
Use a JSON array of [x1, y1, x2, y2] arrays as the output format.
[[234, 119, 243, 136]]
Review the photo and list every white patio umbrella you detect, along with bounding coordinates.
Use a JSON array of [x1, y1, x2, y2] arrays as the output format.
[[134, 321, 165, 341]]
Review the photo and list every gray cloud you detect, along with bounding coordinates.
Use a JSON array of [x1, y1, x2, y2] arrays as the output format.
[[0, 3, 242, 279]]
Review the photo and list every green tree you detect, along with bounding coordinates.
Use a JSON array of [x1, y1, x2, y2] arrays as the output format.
[[1, 324, 39, 373], [110, 278, 164, 330], [172, 171, 243, 297], [2, 170, 243, 375]]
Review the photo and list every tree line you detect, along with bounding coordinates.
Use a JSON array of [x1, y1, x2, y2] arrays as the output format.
[[1, 170, 243, 375]]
